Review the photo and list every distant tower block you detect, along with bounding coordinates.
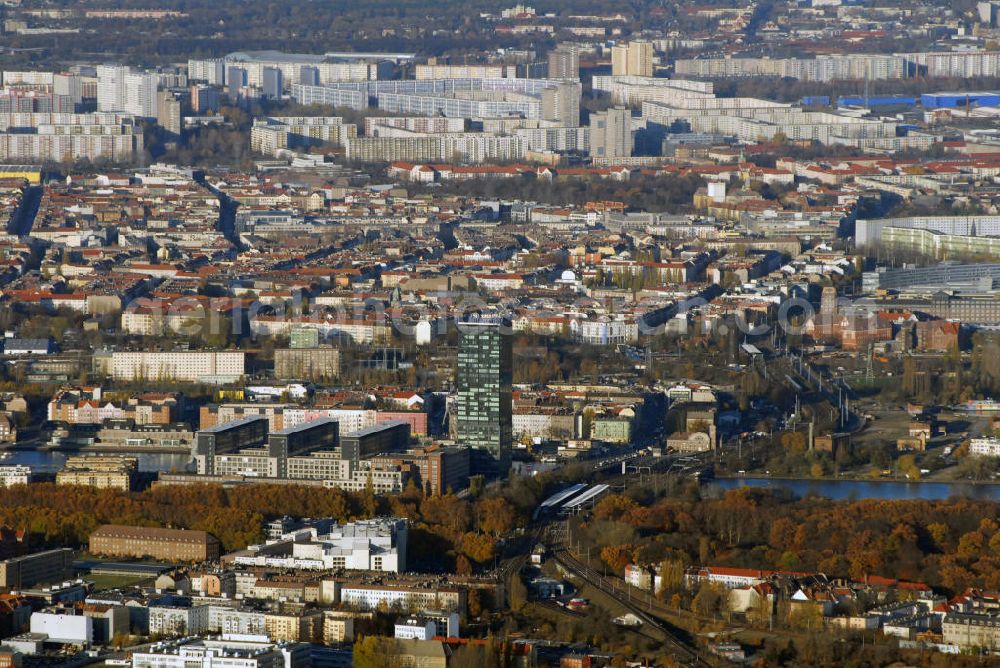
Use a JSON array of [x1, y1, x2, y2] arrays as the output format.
[[415, 320, 432, 346], [821, 286, 837, 315], [707, 181, 726, 203]]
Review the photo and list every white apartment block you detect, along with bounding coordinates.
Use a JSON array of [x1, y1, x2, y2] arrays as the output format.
[[971, 438, 1000, 457], [319, 464, 408, 494], [0, 112, 143, 163], [187, 59, 226, 85], [540, 82, 581, 127], [513, 126, 589, 152], [338, 585, 464, 613], [512, 412, 577, 439], [592, 75, 716, 107], [305, 77, 558, 97], [0, 128, 143, 162], [285, 453, 406, 494], [104, 351, 245, 384], [2, 71, 56, 86], [345, 133, 525, 164], [214, 449, 282, 478], [97, 65, 159, 118], [249, 316, 391, 344], [575, 316, 639, 345], [854, 215, 1000, 246], [0, 112, 137, 129], [289, 85, 367, 111], [684, 567, 771, 590], [293, 77, 560, 120], [250, 117, 357, 156], [376, 92, 541, 119], [589, 107, 632, 159], [207, 606, 266, 636], [416, 64, 516, 79], [189, 54, 389, 88], [285, 451, 353, 480], [0, 465, 31, 487], [285, 408, 371, 433], [363, 116, 466, 134], [611, 41, 654, 77], [394, 618, 436, 640], [674, 51, 1000, 82], [641, 99, 898, 146], [147, 605, 210, 636]]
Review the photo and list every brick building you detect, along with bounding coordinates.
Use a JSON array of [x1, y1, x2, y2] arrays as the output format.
[[89, 525, 221, 562]]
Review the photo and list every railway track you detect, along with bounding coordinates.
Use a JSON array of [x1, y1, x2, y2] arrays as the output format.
[[553, 548, 712, 668]]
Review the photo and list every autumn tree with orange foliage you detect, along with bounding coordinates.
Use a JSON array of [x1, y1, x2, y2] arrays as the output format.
[[571, 488, 1000, 594], [600, 544, 635, 572]]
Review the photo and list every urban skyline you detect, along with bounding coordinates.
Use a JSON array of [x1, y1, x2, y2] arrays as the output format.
[[0, 0, 998, 666]]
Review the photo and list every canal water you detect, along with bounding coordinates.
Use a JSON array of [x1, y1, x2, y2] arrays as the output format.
[[708, 477, 1000, 501], [3, 450, 193, 474]]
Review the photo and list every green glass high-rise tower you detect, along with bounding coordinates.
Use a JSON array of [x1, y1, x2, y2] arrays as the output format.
[[456, 320, 513, 476]]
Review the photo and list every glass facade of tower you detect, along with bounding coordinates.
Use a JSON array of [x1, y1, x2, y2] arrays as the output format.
[[456, 322, 513, 476]]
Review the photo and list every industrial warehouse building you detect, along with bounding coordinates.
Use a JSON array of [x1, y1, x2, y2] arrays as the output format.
[[89, 525, 221, 562]]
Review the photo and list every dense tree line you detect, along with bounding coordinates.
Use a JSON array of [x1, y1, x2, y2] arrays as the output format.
[[414, 173, 704, 213], [0, 477, 548, 570], [0, 0, 643, 67], [577, 488, 1000, 595]]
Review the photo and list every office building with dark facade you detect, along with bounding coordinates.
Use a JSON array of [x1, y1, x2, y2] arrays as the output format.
[[0, 549, 73, 591], [269, 418, 339, 461], [456, 320, 513, 476], [194, 416, 268, 474], [340, 422, 410, 461]]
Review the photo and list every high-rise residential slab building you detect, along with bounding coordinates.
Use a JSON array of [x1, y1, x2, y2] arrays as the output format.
[[299, 65, 320, 86], [227, 66, 247, 99], [589, 106, 633, 159], [548, 45, 580, 81], [52, 73, 83, 104], [157, 90, 181, 137], [611, 41, 654, 77], [97, 65, 159, 117], [97, 350, 246, 384], [190, 85, 221, 114], [262, 67, 283, 99], [541, 82, 581, 127], [456, 320, 512, 476], [188, 58, 225, 85]]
